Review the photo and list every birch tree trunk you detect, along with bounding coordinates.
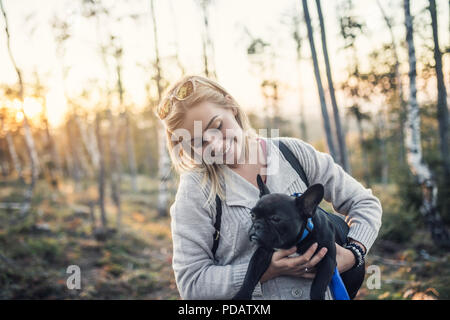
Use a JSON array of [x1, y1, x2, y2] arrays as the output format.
[[114, 45, 138, 192], [75, 116, 100, 171], [290, 13, 308, 141], [124, 111, 138, 192], [301, 0, 337, 161], [428, 0, 450, 176], [168, 0, 186, 75], [41, 102, 60, 189], [198, 0, 217, 79], [1, 0, 40, 219], [377, 109, 389, 185], [1, 116, 22, 180], [107, 110, 122, 231], [404, 0, 450, 246], [65, 118, 83, 185], [151, 0, 171, 217], [315, 0, 349, 173], [95, 113, 107, 229], [377, 0, 406, 166]]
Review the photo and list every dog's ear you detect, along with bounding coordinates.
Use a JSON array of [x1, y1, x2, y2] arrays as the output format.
[[295, 184, 324, 217], [256, 174, 270, 197]]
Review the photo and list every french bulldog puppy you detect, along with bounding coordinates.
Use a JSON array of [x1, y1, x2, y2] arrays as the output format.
[[232, 174, 365, 300]]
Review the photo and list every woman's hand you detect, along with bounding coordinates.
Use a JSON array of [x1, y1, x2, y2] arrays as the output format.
[[336, 243, 356, 273], [259, 243, 328, 283]]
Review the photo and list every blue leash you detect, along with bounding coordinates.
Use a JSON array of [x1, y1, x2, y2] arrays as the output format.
[[291, 192, 350, 300], [330, 267, 350, 300]]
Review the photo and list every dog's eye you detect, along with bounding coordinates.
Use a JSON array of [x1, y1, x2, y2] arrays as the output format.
[[250, 212, 255, 219], [271, 216, 281, 223]]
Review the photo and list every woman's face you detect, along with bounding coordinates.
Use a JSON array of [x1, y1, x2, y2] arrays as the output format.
[[179, 101, 245, 167]]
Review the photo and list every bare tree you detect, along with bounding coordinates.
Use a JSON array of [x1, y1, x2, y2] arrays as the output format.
[[151, 0, 171, 217], [347, 105, 371, 187], [113, 44, 138, 193], [51, 15, 96, 187], [168, 0, 186, 76], [95, 112, 107, 229], [403, 0, 450, 246], [301, 0, 337, 161], [376, 0, 406, 165], [316, 0, 349, 172], [33, 72, 61, 189], [196, 0, 217, 79], [282, 8, 308, 140], [1, 0, 40, 219], [428, 0, 449, 176], [0, 110, 22, 180]]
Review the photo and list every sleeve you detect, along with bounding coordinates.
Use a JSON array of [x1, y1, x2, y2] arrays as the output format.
[[170, 173, 260, 299], [280, 137, 382, 254]]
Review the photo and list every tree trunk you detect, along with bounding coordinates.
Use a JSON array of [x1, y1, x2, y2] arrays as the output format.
[[428, 0, 450, 176], [65, 118, 83, 185], [356, 117, 370, 187], [113, 41, 138, 193], [41, 99, 61, 190], [107, 110, 122, 231], [198, 0, 217, 79], [124, 111, 138, 192], [95, 113, 107, 229], [75, 115, 100, 171], [168, 0, 186, 75], [1, 118, 22, 180], [377, 0, 407, 167], [1, 0, 40, 219], [151, 0, 171, 217], [301, 0, 337, 161], [315, 0, 350, 173], [377, 110, 389, 185], [404, 0, 450, 246], [299, 87, 308, 141]]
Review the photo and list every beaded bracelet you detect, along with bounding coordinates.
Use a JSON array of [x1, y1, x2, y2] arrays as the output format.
[[344, 242, 365, 268]]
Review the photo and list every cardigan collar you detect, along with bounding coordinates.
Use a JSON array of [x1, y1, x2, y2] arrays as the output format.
[[221, 137, 301, 209]]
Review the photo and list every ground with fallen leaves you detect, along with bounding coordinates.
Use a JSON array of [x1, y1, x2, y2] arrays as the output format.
[[0, 178, 448, 299]]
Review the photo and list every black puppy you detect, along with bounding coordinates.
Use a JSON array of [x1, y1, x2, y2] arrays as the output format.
[[232, 174, 365, 300]]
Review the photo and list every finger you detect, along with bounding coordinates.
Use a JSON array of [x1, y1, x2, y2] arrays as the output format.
[[288, 242, 318, 265], [273, 246, 297, 260], [304, 247, 328, 268]]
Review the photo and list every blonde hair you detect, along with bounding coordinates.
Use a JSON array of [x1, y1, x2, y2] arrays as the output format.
[[155, 75, 258, 207]]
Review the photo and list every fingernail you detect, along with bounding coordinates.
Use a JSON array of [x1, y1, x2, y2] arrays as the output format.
[[321, 248, 328, 254]]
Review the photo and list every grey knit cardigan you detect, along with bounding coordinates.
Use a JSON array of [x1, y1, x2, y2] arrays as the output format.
[[170, 136, 382, 300]]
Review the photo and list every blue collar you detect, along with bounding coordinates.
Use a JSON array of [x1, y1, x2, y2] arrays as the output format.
[[298, 218, 314, 242]]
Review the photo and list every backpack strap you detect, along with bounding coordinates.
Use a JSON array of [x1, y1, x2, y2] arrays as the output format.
[[278, 140, 310, 187], [212, 139, 309, 260], [212, 194, 222, 259]]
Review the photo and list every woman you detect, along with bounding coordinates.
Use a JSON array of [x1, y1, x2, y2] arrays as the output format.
[[155, 75, 382, 300]]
